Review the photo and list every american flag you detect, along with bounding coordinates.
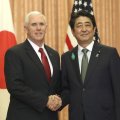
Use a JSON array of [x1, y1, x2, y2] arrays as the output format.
[[64, 0, 99, 52]]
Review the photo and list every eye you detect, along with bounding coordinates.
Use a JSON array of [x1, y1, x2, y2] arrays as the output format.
[[86, 24, 91, 26], [87, 25, 91, 27], [39, 22, 45, 26], [76, 24, 83, 28], [31, 23, 37, 26], [40, 23, 44, 25], [85, 23, 92, 27]]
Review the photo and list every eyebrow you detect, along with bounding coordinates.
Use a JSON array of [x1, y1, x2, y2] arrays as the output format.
[[76, 21, 91, 24]]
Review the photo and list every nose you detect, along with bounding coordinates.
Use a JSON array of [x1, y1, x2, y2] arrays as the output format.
[[36, 24, 41, 30], [81, 25, 87, 31]]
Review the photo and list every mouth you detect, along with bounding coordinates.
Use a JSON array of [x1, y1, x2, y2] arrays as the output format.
[[35, 32, 43, 36], [81, 34, 88, 37]]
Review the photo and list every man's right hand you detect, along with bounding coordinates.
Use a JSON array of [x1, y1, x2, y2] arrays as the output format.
[[47, 95, 62, 111]]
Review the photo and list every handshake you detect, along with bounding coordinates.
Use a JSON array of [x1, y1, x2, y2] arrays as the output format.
[[47, 95, 62, 111]]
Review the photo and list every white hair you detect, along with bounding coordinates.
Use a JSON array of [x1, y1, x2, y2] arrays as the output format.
[[24, 11, 47, 26]]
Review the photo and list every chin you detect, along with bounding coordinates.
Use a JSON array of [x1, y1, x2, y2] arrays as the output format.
[[81, 38, 88, 41], [36, 37, 43, 40]]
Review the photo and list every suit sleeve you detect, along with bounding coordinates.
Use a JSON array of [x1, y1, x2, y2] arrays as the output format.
[[60, 54, 70, 109], [4, 49, 48, 113], [110, 48, 120, 120]]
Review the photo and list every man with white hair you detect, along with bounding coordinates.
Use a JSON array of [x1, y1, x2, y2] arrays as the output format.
[[4, 11, 62, 120]]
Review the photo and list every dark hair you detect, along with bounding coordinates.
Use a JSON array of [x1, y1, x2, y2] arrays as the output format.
[[69, 10, 96, 29]]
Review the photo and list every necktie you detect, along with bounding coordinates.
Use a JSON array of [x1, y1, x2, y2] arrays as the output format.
[[81, 48, 88, 83], [39, 48, 51, 82]]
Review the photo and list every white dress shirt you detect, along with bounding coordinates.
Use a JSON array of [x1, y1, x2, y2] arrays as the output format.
[[28, 39, 53, 76], [78, 41, 94, 73]]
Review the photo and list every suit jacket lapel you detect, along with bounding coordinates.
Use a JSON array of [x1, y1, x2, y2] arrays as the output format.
[[84, 41, 102, 84], [45, 45, 58, 84], [44, 45, 54, 76], [24, 40, 46, 75], [70, 46, 82, 84]]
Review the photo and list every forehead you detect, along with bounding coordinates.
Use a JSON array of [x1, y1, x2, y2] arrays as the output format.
[[29, 15, 46, 23], [75, 16, 92, 24]]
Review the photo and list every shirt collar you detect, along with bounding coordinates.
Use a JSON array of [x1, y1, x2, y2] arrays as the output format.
[[78, 40, 94, 52], [28, 39, 45, 52]]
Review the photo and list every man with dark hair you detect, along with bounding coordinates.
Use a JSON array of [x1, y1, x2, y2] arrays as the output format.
[[69, 10, 96, 29], [61, 10, 120, 120]]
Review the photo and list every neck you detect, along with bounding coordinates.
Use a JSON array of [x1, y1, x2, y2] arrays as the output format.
[[28, 39, 44, 47], [78, 40, 93, 48]]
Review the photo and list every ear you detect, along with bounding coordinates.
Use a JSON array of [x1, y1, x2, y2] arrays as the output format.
[[93, 27, 96, 35], [45, 24, 48, 28], [44, 24, 47, 33], [71, 29, 75, 36], [24, 25, 28, 33], [24, 25, 26, 30]]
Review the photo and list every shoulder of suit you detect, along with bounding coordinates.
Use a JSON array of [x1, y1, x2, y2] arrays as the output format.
[[99, 43, 116, 50], [62, 45, 78, 56], [5, 40, 30, 57], [44, 44, 59, 56], [7, 42, 25, 52]]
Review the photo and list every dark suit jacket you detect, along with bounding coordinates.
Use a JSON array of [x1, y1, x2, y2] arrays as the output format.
[[4, 40, 61, 120], [61, 41, 120, 120]]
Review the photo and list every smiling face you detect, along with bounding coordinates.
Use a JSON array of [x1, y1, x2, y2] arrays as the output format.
[[72, 16, 96, 47], [24, 14, 47, 46]]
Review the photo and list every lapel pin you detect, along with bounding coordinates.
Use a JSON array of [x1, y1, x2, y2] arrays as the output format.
[[95, 50, 101, 57], [71, 53, 75, 60]]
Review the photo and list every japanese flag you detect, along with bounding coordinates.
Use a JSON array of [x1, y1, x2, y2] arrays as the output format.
[[0, 0, 16, 119]]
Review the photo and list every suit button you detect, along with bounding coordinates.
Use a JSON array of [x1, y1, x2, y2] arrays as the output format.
[[83, 88, 86, 91]]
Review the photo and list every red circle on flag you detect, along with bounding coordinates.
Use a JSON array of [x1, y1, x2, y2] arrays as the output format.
[[0, 30, 16, 89]]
